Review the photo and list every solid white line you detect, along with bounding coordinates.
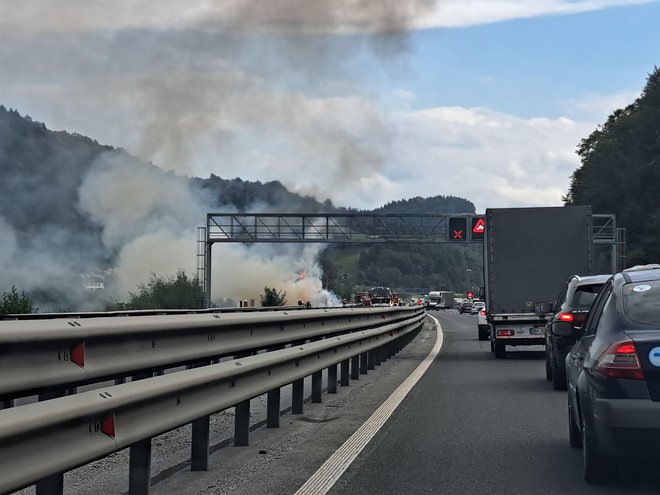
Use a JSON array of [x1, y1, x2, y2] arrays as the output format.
[[294, 316, 444, 495]]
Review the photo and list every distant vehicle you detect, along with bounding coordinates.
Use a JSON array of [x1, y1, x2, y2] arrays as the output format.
[[459, 301, 473, 314], [427, 291, 455, 310], [484, 206, 594, 358], [354, 291, 371, 307], [566, 265, 660, 483], [369, 287, 393, 307], [543, 274, 610, 390], [470, 301, 485, 314], [477, 307, 489, 341]]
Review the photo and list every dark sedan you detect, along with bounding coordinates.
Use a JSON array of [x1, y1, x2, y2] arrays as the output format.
[[566, 265, 660, 483], [544, 274, 610, 390]]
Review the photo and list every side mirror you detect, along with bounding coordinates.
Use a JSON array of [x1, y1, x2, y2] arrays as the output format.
[[538, 302, 554, 313]]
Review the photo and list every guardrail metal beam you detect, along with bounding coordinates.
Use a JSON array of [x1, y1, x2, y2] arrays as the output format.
[[0, 313, 424, 494]]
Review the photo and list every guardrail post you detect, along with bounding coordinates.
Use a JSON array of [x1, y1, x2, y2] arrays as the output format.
[[35, 390, 65, 495], [266, 345, 284, 427], [360, 352, 368, 374], [350, 355, 360, 380], [191, 417, 210, 470], [1, 399, 14, 409], [234, 400, 251, 446], [35, 474, 63, 495], [327, 364, 338, 393], [312, 370, 323, 403], [191, 361, 212, 471], [129, 439, 152, 495], [127, 371, 155, 494], [267, 387, 281, 427], [340, 359, 350, 386], [292, 379, 304, 414], [367, 350, 376, 370]]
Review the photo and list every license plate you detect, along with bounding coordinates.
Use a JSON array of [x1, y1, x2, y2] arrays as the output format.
[[529, 327, 545, 335]]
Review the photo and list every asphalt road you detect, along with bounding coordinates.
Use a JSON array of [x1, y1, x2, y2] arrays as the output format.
[[328, 310, 660, 495]]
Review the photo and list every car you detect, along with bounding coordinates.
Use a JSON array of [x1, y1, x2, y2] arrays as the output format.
[[477, 307, 490, 341], [543, 274, 611, 390], [470, 301, 485, 314], [459, 300, 474, 314], [565, 265, 660, 483]]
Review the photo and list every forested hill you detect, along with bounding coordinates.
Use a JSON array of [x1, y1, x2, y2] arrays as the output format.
[[372, 195, 475, 215], [565, 67, 660, 264], [0, 105, 479, 309]]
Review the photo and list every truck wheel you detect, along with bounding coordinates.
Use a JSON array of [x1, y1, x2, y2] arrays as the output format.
[[490, 338, 495, 353], [494, 341, 505, 359]]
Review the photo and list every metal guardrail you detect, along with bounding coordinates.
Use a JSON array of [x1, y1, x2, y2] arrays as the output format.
[[0, 307, 419, 400], [0, 307, 426, 495], [0, 304, 318, 321]]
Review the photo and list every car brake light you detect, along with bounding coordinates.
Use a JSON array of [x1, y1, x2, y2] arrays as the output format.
[[595, 339, 645, 380], [479, 310, 486, 316], [497, 329, 514, 337], [558, 312, 574, 322]]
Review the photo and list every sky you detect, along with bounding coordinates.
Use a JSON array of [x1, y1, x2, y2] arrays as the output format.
[[0, 0, 658, 213], [0, 1, 658, 305]]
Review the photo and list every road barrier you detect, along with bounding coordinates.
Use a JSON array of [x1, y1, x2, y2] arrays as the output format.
[[0, 306, 425, 494]]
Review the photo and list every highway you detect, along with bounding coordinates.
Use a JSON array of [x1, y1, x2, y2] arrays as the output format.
[[10, 310, 660, 494], [328, 310, 660, 495]]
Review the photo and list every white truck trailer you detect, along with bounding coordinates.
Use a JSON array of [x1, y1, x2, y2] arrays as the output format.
[[427, 291, 455, 310]]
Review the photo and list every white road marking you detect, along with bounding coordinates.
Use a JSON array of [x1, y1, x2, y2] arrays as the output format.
[[294, 316, 445, 495]]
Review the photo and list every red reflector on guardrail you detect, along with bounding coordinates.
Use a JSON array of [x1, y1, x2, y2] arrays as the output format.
[[71, 342, 85, 368], [102, 413, 115, 438]]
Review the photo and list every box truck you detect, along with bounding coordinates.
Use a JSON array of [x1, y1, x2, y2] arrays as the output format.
[[484, 206, 592, 358]]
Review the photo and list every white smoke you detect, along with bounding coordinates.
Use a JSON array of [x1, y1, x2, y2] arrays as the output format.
[[211, 243, 341, 307], [73, 151, 339, 307]]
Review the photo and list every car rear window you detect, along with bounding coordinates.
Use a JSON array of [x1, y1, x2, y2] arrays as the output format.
[[623, 280, 660, 325], [569, 284, 603, 310]]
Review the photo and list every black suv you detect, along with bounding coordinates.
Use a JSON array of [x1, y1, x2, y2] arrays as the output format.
[[544, 274, 611, 390]]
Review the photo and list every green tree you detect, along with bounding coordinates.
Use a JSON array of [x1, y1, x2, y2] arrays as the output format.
[[105, 270, 204, 310], [260, 286, 287, 307], [565, 67, 660, 265], [0, 286, 33, 314]]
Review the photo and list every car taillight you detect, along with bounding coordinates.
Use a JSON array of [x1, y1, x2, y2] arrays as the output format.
[[558, 312, 574, 322], [595, 339, 645, 380], [479, 310, 486, 316]]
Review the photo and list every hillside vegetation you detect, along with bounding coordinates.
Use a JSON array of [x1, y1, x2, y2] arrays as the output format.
[[565, 67, 660, 265]]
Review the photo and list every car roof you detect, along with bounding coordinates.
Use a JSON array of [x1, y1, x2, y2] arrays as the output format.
[[569, 274, 612, 285], [621, 265, 660, 284]]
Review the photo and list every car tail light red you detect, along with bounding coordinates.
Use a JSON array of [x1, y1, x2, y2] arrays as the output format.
[[595, 339, 645, 380], [497, 329, 514, 337], [558, 311, 588, 328], [479, 310, 486, 316], [558, 312, 574, 322]]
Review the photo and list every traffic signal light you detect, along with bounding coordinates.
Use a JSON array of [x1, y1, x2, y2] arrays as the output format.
[[449, 217, 467, 241], [471, 217, 485, 240]]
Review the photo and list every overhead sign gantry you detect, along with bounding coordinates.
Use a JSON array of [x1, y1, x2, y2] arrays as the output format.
[[198, 212, 485, 307]]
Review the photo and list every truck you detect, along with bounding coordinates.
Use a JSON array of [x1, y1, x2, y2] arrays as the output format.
[[484, 206, 593, 358], [427, 291, 455, 310], [369, 287, 393, 306]]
